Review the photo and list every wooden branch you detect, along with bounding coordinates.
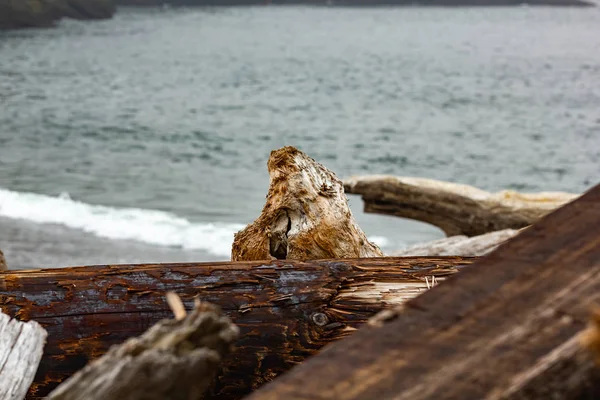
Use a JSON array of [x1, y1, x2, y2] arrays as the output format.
[[232, 147, 383, 261], [392, 228, 520, 257], [344, 175, 578, 236], [0, 312, 47, 400], [46, 298, 238, 400], [244, 183, 600, 400], [0, 257, 473, 399]]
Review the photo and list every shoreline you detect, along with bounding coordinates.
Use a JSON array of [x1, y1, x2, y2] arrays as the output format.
[[1, 0, 595, 30], [0, 216, 223, 270]]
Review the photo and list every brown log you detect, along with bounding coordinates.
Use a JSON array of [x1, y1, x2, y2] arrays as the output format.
[[0, 312, 47, 400], [232, 147, 383, 261], [0, 256, 473, 399], [47, 298, 238, 400], [244, 183, 600, 400], [392, 228, 520, 257], [344, 175, 578, 237]]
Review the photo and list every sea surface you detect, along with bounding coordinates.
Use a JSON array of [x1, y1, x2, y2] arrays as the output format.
[[0, 6, 599, 269]]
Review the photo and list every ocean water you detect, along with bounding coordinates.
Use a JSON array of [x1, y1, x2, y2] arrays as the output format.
[[0, 6, 599, 269]]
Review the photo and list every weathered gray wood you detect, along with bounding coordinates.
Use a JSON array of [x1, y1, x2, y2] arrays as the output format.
[[232, 146, 383, 261], [392, 228, 520, 257], [245, 183, 600, 400], [46, 298, 239, 400], [344, 175, 578, 237], [0, 312, 47, 400]]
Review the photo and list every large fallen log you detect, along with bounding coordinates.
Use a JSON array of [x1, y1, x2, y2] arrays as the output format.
[[0, 312, 47, 400], [0, 256, 473, 399], [232, 146, 383, 261], [47, 296, 238, 400], [344, 175, 578, 237], [392, 228, 520, 257], [244, 184, 600, 400]]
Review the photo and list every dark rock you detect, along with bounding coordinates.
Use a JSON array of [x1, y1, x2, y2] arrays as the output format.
[[0, 0, 60, 29], [0, 0, 115, 30], [55, 0, 115, 20], [117, 0, 594, 5]]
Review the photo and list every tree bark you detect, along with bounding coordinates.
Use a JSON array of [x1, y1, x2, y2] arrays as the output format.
[[46, 299, 238, 400], [244, 183, 600, 400], [344, 175, 578, 237], [0, 256, 473, 399], [0, 312, 47, 400], [392, 228, 520, 257], [232, 147, 383, 261]]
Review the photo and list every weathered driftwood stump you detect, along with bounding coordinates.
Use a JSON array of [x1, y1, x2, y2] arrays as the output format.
[[46, 297, 238, 400], [232, 147, 383, 261], [344, 175, 578, 237], [392, 228, 520, 257], [0, 312, 47, 400]]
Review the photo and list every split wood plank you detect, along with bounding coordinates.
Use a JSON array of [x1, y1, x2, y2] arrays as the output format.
[[0, 312, 47, 400]]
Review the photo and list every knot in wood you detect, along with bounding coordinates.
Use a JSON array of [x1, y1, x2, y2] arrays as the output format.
[[311, 312, 329, 327]]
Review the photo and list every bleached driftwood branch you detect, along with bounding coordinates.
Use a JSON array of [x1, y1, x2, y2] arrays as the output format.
[[46, 296, 239, 400], [392, 229, 520, 257], [232, 147, 383, 261], [0, 312, 47, 400], [344, 175, 578, 237]]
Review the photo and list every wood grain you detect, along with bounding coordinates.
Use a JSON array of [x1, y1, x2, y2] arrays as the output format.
[[344, 175, 577, 237], [0, 256, 473, 399], [232, 146, 382, 261], [0, 312, 47, 400], [246, 184, 600, 400], [46, 300, 238, 400]]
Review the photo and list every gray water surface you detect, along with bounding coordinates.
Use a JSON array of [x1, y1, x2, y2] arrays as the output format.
[[0, 6, 599, 268]]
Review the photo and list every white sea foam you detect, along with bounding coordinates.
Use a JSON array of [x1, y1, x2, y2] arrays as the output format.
[[0, 187, 391, 257], [368, 235, 390, 248], [0, 187, 245, 257]]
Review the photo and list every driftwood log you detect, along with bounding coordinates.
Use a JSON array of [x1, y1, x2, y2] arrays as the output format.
[[392, 228, 520, 257], [232, 147, 382, 261], [47, 297, 239, 400], [0, 312, 47, 400], [0, 256, 473, 399], [245, 183, 600, 400], [344, 175, 578, 237]]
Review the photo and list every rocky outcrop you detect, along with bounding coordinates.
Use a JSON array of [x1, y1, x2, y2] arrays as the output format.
[[116, 0, 594, 5], [0, 0, 59, 29], [55, 0, 115, 20], [0, 0, 115, 30]]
